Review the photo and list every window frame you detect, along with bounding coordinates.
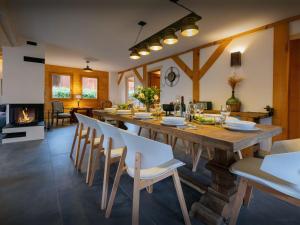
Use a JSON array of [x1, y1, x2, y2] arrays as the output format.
[[81, 75, 99, 100], [125, 75, 135, 103], [50, 73, 73, 100]]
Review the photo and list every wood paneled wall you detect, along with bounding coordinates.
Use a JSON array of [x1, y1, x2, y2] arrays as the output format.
[[44, 64, 109, 116]]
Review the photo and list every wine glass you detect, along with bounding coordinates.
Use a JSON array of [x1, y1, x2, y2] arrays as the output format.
[[220, 105, 231, 125], [199, 103, 205, 114]]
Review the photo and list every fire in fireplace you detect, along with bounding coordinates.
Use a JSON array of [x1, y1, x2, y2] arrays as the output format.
[[9, 104, 44, 127], [16, 107, 36, 124]]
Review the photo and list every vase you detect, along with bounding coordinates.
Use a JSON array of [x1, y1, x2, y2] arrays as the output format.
[[226, 90, 241, 112], [146, 104, 151, 112]]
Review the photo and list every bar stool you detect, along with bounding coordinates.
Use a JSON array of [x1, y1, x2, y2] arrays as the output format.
[[229, 152, 300, 225], [96, 121, 125, 210], [105, 129, 191, 225]]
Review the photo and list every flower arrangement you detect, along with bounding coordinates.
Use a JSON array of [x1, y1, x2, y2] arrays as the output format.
[[226, 74, 244, 112], [228, 74, 243, 91], [132, 86, 160, 111]]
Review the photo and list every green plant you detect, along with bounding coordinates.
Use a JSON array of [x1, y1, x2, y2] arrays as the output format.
[[52, 87, 70, 98], [82, 89, 97, 99], [132, 86, 160, 105]]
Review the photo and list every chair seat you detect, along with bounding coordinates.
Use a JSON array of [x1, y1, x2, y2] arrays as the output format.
[[127, 158, 185, 179], [230, 157, 300, 199], [104, 147, 123, 158], [272, 139, 300, 154], [57, 112, 71, 118]]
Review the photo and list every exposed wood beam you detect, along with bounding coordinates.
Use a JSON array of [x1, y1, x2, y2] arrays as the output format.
[[273, 22, 290, 141], [143, 65, 148, 87], [117, 72, 124, 85], [118, 14, 300, 74], [171, 55, 193, 80], [197, 39, 232, 80], [133, 68, 143, 84], [192, 48, 200, 102]]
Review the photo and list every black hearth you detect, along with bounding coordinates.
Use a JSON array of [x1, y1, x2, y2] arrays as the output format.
[[9, 104, 44, 127]]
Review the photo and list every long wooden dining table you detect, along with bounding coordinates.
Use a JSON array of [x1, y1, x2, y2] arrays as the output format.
[[93, 110, 282, 225]]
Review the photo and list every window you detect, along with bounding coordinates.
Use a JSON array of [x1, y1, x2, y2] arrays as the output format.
[[82, 77, 98, 99], [126, 76, 135, 102], [52, 74, 71, 98]]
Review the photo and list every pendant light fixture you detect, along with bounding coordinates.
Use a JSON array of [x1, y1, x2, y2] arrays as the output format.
[[129, 21, 146, 60], [181, 17, 199, 37], [149, 37, 163, 51], [138, 45, 150, 55], [129, 49, 141, 60], [163, 28, 178, 45], [83, 60, 93, 72], [128, 0, 202, 58]]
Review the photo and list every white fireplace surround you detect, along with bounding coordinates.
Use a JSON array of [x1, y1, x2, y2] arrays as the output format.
[[1, 44, 45, 143]]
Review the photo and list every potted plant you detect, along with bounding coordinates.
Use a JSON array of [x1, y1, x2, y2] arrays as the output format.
[[226, 75, 243, 112], [132, 86, 160, 112]]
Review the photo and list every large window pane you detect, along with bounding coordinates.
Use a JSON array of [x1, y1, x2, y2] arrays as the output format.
[[82, 77, 98, 99], [126, 76, 135, 102], [52, 74, 71, 98]]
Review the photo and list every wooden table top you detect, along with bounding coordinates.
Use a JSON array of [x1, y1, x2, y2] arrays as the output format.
[[93, 110, 282, 152]]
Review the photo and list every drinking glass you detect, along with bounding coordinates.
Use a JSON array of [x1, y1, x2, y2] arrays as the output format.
[[199, 103, 205, 114], [220, 105, 231, 125]]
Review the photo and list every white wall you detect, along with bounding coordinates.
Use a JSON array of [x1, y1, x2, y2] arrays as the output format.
[[109, 71, 121, 104], [201, 29, 274, 112], [290, 20, 300, 36], [2, 44, 45, 104]]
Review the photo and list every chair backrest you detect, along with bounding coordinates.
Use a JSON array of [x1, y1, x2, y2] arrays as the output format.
[[271, 139, 300, 154], [75, 113, 85, 125], [261, 152, 300, 185], [98, 121, 125, 150], [102, 100, 112, 109], [124, 122, 140, 135], [79, 114, 103, 137], [52, 101, 64, 113], [119, 129, 174, 170]]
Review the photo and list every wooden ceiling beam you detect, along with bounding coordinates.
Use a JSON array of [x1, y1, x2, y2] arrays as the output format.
[[133, 68, 144, 84], [118, 14, 300, 74], [117, 72, 124, 85], [171, 55, 193, 80], [197, 39, 232, 80]]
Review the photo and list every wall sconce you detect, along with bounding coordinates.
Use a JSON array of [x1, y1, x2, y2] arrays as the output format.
[[231, 51, 242, 67]]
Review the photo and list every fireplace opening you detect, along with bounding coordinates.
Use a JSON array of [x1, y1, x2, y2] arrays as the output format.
[[9, 104, 44, 127], [15, 107, 36, 125]]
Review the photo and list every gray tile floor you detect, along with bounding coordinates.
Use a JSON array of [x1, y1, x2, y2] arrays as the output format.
[[0, 125, 299, 225]]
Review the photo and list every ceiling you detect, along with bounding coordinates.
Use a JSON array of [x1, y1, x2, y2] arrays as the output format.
[[5, 0, 300, 72]]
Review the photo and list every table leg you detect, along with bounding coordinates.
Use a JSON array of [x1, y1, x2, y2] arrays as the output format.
[[190, 148, 237, 225]]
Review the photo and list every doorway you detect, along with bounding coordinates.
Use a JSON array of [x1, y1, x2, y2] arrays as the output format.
[[288, 39, 300, 138], [148, 69, 160, 89]]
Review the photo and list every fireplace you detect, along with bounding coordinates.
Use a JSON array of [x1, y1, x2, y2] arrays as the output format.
[[9, 104, 44, 127]]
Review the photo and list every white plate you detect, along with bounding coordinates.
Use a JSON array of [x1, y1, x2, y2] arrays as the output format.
[[133, 116, 154, 120], [160, 121, 187, 127], [116, 110, 131, 115], [223, 124, 260, 132]]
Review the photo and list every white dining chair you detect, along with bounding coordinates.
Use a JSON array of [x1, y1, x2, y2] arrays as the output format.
[[124, 122, 141, 135], [70, 114, 88, 160], [271, 138, 300, 154], [105, 129, 191, 225], [76, 114, 105, 185], [72, 113, 90, 168], [97, 121, 125, 210], [229, 152, 300, 225]]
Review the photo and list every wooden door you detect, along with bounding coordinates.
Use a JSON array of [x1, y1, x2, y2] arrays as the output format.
[[288, 39, 300, 139], [148, 70, 160, 89]]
